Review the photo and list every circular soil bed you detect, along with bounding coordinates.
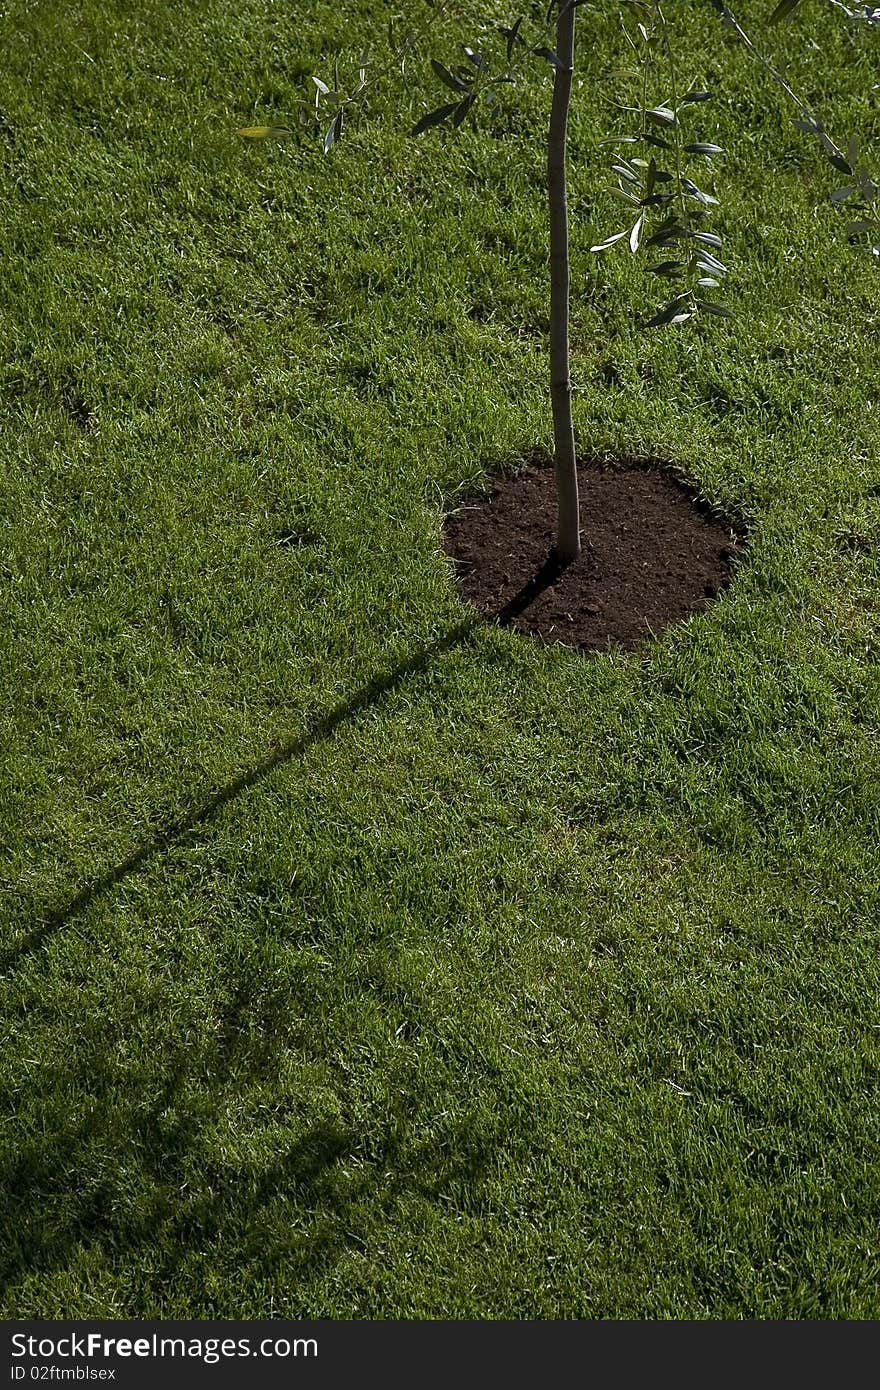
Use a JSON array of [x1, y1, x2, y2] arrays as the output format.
[[443, 453, 744, 653]]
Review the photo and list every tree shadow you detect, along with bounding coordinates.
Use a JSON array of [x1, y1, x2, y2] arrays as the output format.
[[9, 553, 568, 970], [494, 549, 568, 625], [1, 580, 574, 1310], [0, 972, 513, 1309], [6, 618, 477, 969]]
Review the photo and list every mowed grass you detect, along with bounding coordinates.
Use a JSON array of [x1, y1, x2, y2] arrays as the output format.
[[1, 0, 880, 1319]]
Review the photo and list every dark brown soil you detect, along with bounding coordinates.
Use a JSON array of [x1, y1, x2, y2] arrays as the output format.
[[443, 453, 744, 652]]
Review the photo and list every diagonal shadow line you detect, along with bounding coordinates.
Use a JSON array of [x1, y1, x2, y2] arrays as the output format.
[[8, 555, 566, 970], [8, 617, 482, 968], [494, 549, 568, 625]]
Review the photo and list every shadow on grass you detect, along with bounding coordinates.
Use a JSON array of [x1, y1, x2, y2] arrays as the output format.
[[9, 554, 563, 969], [1, 569, 566, 1309], [10, 617, 476, 961], [0, 951, 516, 1309]]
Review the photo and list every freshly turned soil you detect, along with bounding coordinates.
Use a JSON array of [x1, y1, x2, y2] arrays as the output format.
[[443, 453, 744, 653]]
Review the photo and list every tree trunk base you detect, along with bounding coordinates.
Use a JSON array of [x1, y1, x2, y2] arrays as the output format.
[[443, 452, 744, 653]]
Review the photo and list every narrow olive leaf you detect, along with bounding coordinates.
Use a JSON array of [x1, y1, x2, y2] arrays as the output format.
[[644, 220, 684, 247], [831, 186, 856, 202], [590, 229, 630, 252], [696, 254, 728, 274], [312, 75, 330, 96], [451, 93, 476, 127], [647, 106, 676, 125], [630, 213, 645, 252], [659, 291, 694, 310], [847, 219, 876, 237], [695, 246, 727, 266], [612, 163, 640, 182], [648, 233, 685, 248], [323, 111, 342, 153], [431, 59, 469, 91], [768, 0, 803, 22], [847, 134, 860, 169], [646, 298, 696, 327], [612, 188, 642, 204], [707, 0, 737, 30], [642, 131, 673, 150], [463, 46, 487, 69], [819, 133, 852, 174], [793, 116, 822, 134], [681, 177, 718, 205], [697, 276, 721, 287], [826, 150, 854, 176], [641, 193, 674, 207], [645, 223, 684, 240], [697, 299, 734, 317], [649, 215, 684, 236], [411, 100, 460, 134], [679, 91, 713, 103], [684, 142, 724, 155], [533, 46, 561, 66], [237, 125, 294, 138], [693, 230, 723, 247], [647, 260, 688, 274], [498, 17, 524, 61], [857, 170, 878, 199]]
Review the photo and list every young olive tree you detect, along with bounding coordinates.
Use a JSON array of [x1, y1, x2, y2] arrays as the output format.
[[547, 1, 579, 560], [240, 0, 878, 565]]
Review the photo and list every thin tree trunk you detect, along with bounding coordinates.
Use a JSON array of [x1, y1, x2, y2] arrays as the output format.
[[547, 0, 580, 563]]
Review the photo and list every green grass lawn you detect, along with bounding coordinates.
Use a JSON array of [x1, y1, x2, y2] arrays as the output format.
[[2, 0, 879, 1319]]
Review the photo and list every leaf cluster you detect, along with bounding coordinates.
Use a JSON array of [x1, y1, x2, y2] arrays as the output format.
[[237, 0, 878, 323], [411, 2, 586, 136], [592, 2, 731, 326]]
